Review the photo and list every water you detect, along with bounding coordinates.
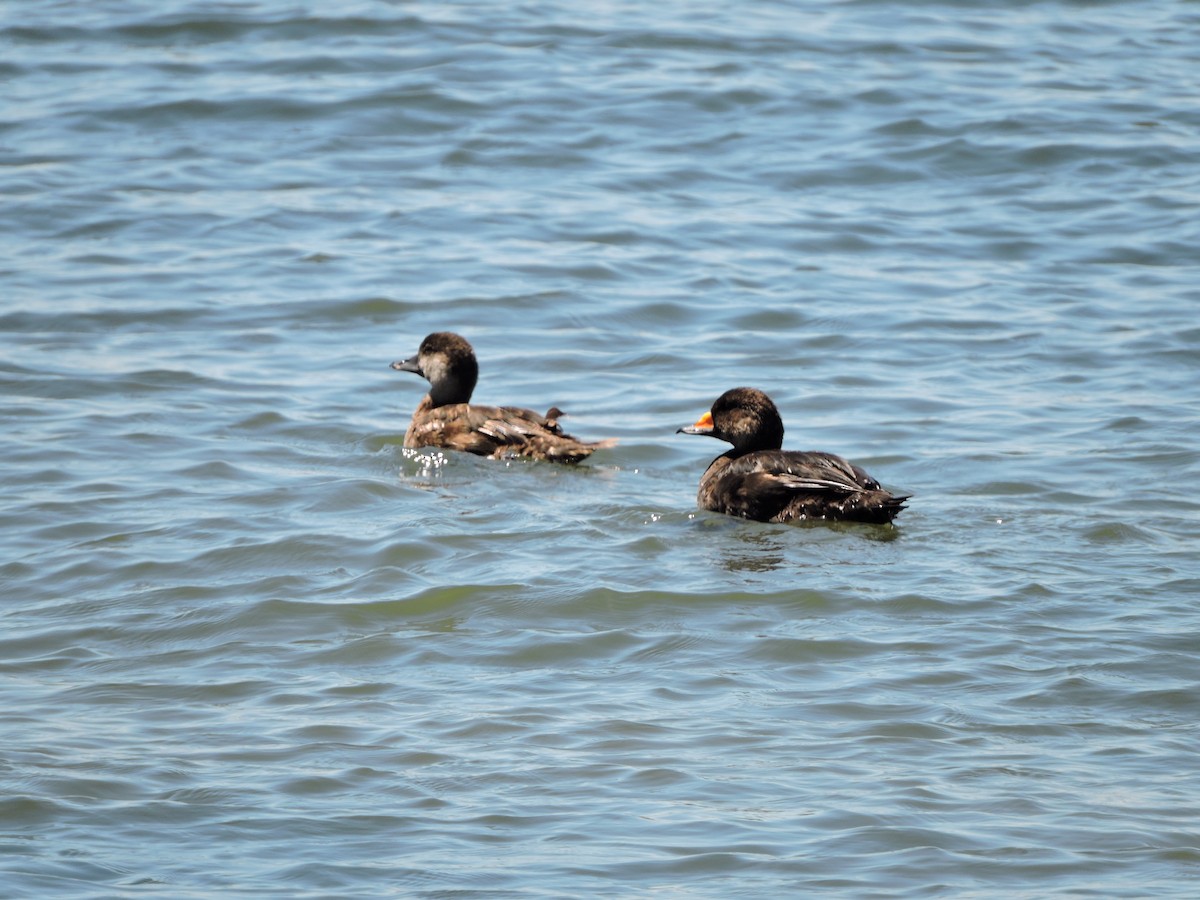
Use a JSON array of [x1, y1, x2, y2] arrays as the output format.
[[3, 1, 1199, 895]]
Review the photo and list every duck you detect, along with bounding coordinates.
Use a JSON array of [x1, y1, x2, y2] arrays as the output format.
[[678, 387, 908, 524], [391, 332, 616, 463]]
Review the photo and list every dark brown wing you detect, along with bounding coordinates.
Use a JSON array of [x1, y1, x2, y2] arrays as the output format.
[[698, 467, 812, 521], [699, 450, 907, 523], [723, 450, 873, 492]]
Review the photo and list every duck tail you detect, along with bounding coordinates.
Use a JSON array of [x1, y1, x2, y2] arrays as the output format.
[[535, 435, 618, 464], [879, 492, 911, 523], [845, 490, 909, 524]]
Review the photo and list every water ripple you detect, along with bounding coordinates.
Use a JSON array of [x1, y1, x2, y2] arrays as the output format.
[[3, 0, 1200, 896]]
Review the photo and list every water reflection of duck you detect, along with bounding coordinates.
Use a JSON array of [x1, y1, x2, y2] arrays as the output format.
[[391, 332, 616, 463], [678, 387, 909, 524]]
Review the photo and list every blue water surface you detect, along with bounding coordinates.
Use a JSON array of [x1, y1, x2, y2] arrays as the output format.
[[2, 1, 1199, 896]]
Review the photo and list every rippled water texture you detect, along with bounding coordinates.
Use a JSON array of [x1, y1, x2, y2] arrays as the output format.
[[3, 1, 1199, 896]]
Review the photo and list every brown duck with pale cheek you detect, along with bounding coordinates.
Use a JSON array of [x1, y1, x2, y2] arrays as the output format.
[[678, 387, 909, 524], [391, 332, 616, 464]]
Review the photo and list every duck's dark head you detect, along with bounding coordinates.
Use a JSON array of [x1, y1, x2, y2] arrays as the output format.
[[678, 386, 784, 454], [391, 331, 478, 406]]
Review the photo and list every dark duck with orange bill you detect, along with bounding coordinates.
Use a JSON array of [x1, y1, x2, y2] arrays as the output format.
[[678, 387, 908, 524], [392, 332, 616, 463]]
